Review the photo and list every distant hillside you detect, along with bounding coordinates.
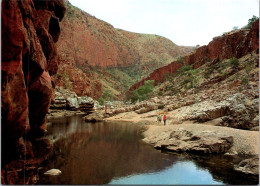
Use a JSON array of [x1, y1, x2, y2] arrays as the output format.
[[130, 19, 259, 93], [55, 1, 193, 99]]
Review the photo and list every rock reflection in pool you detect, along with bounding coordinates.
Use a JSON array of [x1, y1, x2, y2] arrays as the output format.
[[109, 161, 223, 185], [39, 116, 223, 185]]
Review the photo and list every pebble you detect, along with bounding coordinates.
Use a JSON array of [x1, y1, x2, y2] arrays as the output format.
[[44, 169, 62, 176]]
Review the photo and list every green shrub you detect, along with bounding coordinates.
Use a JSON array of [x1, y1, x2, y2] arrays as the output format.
[[245, 63, 254, 74], [229, 58, 239, 68], [243, 15, 258, 29], [165, 84, 173, 91], [130, 80, 154, 103], [176, 65, 193, 76], [241, 77, 249, 86], [158, 91, 163, 96], [98, 89, 114, 105], [164, 73, 173, 81], [98, 97, 105, 105]]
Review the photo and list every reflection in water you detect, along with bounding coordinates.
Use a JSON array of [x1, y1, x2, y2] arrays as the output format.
[[110, 161, 222, 185], [39, 116, 182, 184], [38, 116, 257, 185]]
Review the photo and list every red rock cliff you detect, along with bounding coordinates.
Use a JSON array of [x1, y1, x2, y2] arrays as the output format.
[[1, 0, 65, 184], [54, 2, 193, 98], [130, 20, 259, 91]]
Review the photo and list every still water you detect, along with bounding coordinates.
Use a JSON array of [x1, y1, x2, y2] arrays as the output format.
[[38, 115, 257, 185]]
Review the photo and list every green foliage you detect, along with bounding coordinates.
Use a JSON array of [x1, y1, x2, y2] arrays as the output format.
[[158, 91, 163, 96], [241, 77, 249, 86], [98, 89, 114, 105], [245, 63, 254, 74], [130, 80, 154, 103], [243, 15, 259, 29], [98, 96, 105, 105], [204, 63, 217, 78], [176, 65, 193, 76], [177, 56, 185, 64], [229, 57, 239, 68], [183, 69, 200, 89], [164, 73, 173, 81], [165, 84, 173, 91], [221, 72, 229, 78]]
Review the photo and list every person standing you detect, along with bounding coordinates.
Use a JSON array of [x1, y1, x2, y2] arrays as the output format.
[[163, 114, 167, 126], [105, 105, 108, 114]]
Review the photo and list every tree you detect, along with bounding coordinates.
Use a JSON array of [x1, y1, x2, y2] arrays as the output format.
[[130, 80, 154, 103], [98, 89, 114, 105], [243, 15, 259, 29]]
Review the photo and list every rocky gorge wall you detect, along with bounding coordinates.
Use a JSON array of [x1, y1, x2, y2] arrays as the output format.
[[54, 1, 193, 98], [1, 0, 65, 184], [130, 20, 259, 91]]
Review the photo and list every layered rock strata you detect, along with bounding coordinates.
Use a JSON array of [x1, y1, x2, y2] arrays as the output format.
[[50, 87, 94, 113], [130, 20, 259, 91]]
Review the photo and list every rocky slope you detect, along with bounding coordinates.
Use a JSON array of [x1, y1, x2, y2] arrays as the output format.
[[103, 19, 259, 177], [1, 0, 65, 184], [55, 1, 193, 98], [130, 20, 259, 90]]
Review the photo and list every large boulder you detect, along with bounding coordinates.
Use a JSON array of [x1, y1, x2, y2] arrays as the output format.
[[234, 156, 259, 175], [50, 87, 94, 113], [152, 129, 233, 154], [78, 96, 94, 113], [83, 112, 105, 122]]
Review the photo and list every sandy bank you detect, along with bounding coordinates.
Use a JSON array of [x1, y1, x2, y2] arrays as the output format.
[[143, 124, 259, 156]]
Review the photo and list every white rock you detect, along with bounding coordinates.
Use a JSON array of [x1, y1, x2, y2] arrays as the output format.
[[44, 169, 62, 176], [67, 97, 79, 109]]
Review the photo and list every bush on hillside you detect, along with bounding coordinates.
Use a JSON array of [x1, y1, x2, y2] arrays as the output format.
[[243, 15, 258, 29], [98, 89, 114, 105], [176, 65, 193, 76], [164, 73, 173, 81], [130, 80, 154, 103], [229, 57, 239, 68]]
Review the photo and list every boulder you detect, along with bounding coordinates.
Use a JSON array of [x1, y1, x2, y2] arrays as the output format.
[[234, 156, 259, 175], [78, 96, 94, 113], [50, 87, 94, 113], [83, 112, 105, 122], [44, 169, 62, 176], [50, 91, 66, 109], [67, 97, 79, 110], [135, 104, 157, 114], [151, 129, 233, 154]]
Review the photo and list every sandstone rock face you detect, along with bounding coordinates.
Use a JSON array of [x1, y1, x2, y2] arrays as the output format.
[[234, 156, 259, 175], [50, 87, 94, 113], [130, 20, 259, 91], [83, 112, 105, 122], [144, 128, 233, 154], [109, 101, 159, 115], [1, 0, 65, 184], [55, 1, 193, 98]]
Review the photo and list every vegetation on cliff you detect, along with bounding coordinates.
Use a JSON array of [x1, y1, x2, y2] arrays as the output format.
[[55, 1, 193, 100]]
